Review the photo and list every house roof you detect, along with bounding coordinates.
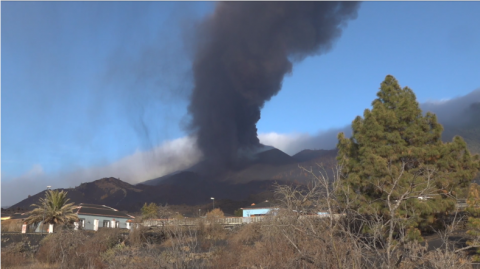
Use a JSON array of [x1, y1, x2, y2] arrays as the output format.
[[243, 200, 276, 209], [75, 203, 134, 219], [78, 203, 115, 210]]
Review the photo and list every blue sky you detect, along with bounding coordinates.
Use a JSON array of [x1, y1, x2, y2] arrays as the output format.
[[2, 2, 480, 206]]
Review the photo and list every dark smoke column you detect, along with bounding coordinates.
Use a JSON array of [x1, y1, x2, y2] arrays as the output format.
[[188, 2, 360, 169]]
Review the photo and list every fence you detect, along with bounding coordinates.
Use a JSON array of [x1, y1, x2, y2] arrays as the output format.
[[143, 216, 265, 227], [142, 214, 345, 227]]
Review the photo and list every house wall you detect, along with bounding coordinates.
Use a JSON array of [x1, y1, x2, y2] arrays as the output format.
[[33, 222, 48, 233], [77, 214, 131, 230], [243, 208, 274, 217]]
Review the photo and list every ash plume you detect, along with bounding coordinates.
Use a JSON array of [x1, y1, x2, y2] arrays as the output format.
[[188, 2, 360, 169], [421, 88, 480, 128]]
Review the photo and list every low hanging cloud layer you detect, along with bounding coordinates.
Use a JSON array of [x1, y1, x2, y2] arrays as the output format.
[[258, 126, 351, 155], [421, 88, 480, 127], [1, 137, 202, 207], [259, 88, 480, 155], [2, 130, 349, 207]]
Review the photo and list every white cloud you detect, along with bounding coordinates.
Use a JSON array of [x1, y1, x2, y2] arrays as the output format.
[[259, 126, 351, 155], [84, 136, 202, 184], [423, 98, 451, 105], [1, 136, 202, 207], [259, 132, 311, 154]]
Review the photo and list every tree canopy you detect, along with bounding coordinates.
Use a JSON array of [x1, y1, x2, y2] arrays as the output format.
[[337, 75, 480, 233], [141, 203, 159, 220]]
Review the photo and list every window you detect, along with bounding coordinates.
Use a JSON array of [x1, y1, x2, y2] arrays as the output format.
[[103, 220, 110, 228], [79, 219, 85, 228], [115, 221, 119, 228]]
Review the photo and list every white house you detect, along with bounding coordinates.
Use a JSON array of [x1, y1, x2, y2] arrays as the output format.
[[75, 203, 135, 231], [242, 200, 278, 217]]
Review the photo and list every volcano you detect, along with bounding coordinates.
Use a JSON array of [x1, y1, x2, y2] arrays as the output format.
[[140, 147, 336, 186], [8, 147, 338, 213]]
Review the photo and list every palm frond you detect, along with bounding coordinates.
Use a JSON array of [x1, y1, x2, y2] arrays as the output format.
[[26, 189, 78, 225]]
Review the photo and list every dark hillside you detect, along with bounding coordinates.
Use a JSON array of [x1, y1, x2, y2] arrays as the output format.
[[9, 176, 285, 213], [292, 149, 338, 162], [10, 177, 146, 212], [152, 171, 206, 186], [10, 135, 477, 214], [441, 102, 480, 154], [441, 102, 480, 182], [253, 148, 296, 165]]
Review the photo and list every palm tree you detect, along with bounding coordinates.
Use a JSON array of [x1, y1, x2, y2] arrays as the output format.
[[26, 190, 78, 229]]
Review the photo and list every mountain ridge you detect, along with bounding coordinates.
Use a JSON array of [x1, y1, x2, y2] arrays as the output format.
[[9, 148, 337, 212], [8, 116, 480, 212]]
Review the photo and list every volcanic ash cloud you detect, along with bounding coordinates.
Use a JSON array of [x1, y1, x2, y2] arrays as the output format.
[[187, 2, 361, 169]]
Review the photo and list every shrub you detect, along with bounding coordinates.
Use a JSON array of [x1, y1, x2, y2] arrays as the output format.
[[206, 208, 224, 219], [1, 241, 36, 268], [127, 225, 150, 247], [234, 209, 243, 217], [1, 250, 31, 268], [36, 229, 125, 268], [1, 219, 23, 232]]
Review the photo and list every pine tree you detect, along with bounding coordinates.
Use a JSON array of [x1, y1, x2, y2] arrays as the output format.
[[465, 183, 480, 261], [336, 75, 479, 265], [141, 203, 159, 220]]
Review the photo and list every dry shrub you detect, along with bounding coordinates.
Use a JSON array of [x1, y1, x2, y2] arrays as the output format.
[[206, 208, 224, 219], [36, 230, 89, 266], [194, 218, 228, 253], [229, 222, 262, 246], [1, 253, 28, 268], [1, 244, 32, 268], [236, 226, 299, 269], [126, 225, 149, 247], [36, 228, 125, 268], [212, 213, 364, 269], [2, 242, 59, 269], [423, 249, 473, 269], [101, 244, 164, 269], [196, 220, 211, 251], [1, 219, 24, 232], [157, 225, 209, 268], [197, 219, 227, 242], [171, 213, 184, 220], [211, 223, 263, 269], [212, 220, 297, 269], [102, 241, 209, 269], [93, 228, 126, 248], [161, 225, 197, 248], [211, 242, 245, 269]]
